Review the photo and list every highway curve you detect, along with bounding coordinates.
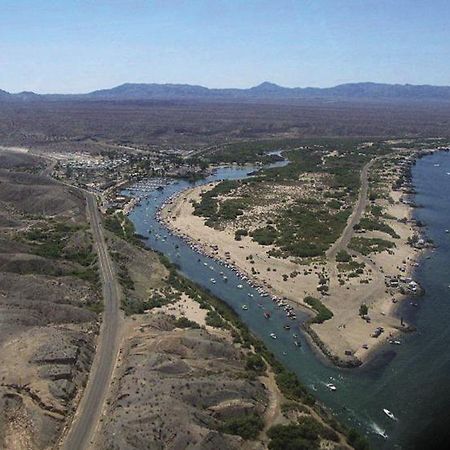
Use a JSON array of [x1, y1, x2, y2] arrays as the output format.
[[60, 194, 122, 450]]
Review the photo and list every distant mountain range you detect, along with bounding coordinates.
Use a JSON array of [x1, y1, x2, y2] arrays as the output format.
[[2, 81, 450, 102]]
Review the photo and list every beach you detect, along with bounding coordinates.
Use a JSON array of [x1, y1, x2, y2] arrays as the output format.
[[158, 162, 424, 366]]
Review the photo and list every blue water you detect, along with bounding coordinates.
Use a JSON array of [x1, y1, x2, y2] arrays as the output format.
[[126, 153, 450, 449]]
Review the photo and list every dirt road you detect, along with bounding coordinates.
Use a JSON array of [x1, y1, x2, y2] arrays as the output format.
[[327, 158, 377, 259]]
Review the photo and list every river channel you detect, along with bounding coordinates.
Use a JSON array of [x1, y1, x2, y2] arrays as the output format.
[[125, 152, 450, 449]]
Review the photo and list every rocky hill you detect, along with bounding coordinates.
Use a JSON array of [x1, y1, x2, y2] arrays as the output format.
[[0, 150, 100, 449]]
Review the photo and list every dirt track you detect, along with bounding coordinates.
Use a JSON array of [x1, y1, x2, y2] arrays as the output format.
[[327, 158, 377, 259]]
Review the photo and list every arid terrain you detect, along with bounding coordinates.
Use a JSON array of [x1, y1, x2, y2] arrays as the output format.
[[95, 235, 355, 450], [0, 146, 359, 449], [0, 149, 100, 448], [2, 99, 450, 153], [1, 96, 447, 449]]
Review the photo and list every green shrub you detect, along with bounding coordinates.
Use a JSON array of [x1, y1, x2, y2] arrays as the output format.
[[205, 310, 226, 328], [268, 416, 341, 450], [235, 228, 249, 241], [370, 204, 383, 217], [219, 413, 264, 440], [304, 296, 333, 323], [267, 423, 319, 450], [251, 225, 278, 245], [275, 371, 314, 404], [359, 304, 369, 316], [146, 294, 172, 309], [174, 316, 200, 329], [336, 250, 351, 262], [347, 428, 371, 450], [327, 199, 342, 209], [358, 217, 399, 238], [337, 260, 365, 272], [349, 237, 396, 255], [245, 354, 267, 375], [121, 297, 148, 315], [280, 401, 309, 414]]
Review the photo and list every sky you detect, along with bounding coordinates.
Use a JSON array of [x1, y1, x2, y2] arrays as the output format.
[[1, 0, 450, 93]]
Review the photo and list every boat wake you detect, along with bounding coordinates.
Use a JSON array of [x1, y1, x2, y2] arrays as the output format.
[[370, 421, 388, 439]]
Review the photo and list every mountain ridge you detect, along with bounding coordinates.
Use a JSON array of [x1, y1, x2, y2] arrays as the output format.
[[2, 81, 450, 102]]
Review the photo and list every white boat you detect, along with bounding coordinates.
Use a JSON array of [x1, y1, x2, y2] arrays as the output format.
[[371, 423, 388, 439], [210, 278, 216, 284], [237, 284, 243, 289], [269, 332, 277, 339], [242, 305, 248, 310], [383, 409, 396, 420], [325, 383, 337, 391]]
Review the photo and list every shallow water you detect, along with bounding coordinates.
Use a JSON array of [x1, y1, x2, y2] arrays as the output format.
[[126, 153, 450, 449]]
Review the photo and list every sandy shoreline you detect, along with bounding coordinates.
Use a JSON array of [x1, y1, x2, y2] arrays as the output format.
[[155, 158, 427, 367]]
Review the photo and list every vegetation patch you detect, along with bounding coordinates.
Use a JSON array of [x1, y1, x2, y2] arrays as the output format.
[[234, 228, 248, 240], [250, 225, 278, 245], [304, 296, 333, 324], [357, 217, 399, 238], [205, 310, 227, 328], [194, 139, 391, 258], [337, 260, 365, 276], [218, 413, 264, 440], [349, 237, 396, 255], [275, 371, 315, 406], [336, 249, 351, 262], [174, 316, 200, 329], [104, 211, 141, 245], [359, 304, 369, 316], [203, 140, 290, 165], [267, 416, 339, 450], [245, 354, 267, 375], [22, 221, 99, 286]]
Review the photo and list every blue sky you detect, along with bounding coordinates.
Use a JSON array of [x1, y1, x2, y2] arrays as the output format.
[[1, 0, 449, 93]]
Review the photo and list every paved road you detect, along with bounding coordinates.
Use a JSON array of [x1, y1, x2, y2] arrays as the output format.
[[327, 158, 377, 259], [60, 194, 122, 450]]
